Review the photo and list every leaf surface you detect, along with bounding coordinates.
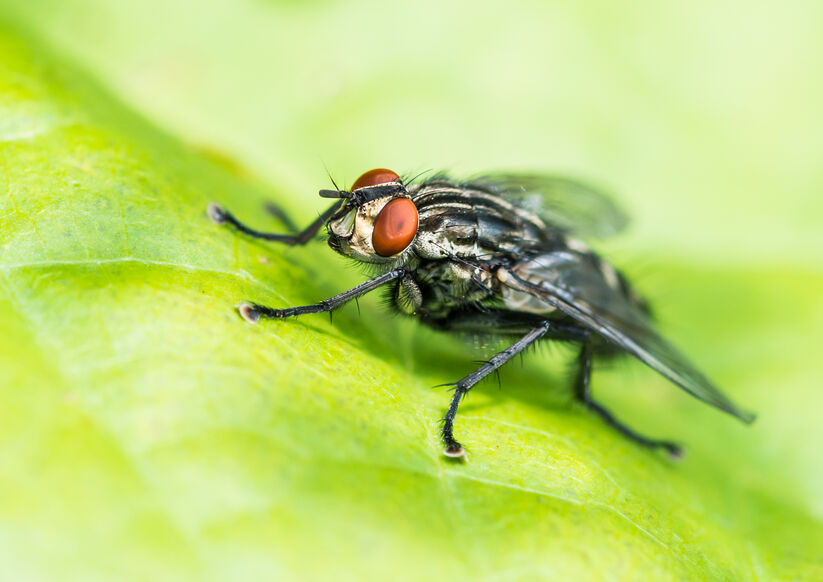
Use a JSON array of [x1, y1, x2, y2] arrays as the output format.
[[1, 10, 822, 582]]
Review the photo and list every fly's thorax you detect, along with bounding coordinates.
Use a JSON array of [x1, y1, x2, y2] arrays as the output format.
[[409, 182, 552, 261], [442, 261, 497, 297], [406, 259, 500, 321]]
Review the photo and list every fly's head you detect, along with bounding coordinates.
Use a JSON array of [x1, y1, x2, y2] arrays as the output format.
[[321, 168, 419, 264]]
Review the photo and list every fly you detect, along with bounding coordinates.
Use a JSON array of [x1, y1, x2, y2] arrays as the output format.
[[207, 168, 755, 461]]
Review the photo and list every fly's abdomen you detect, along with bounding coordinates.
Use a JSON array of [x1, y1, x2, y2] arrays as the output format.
[[499, 242, 650, 318]]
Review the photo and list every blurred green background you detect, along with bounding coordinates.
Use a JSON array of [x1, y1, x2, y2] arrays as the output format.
[[1, 1, 821, 580]]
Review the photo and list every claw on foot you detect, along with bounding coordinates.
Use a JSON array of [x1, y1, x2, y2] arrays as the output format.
[[237, 302, 260, 323], [207, 202, 227, 225], [664, 443, 685, 460], [443, 445, 469, 462]]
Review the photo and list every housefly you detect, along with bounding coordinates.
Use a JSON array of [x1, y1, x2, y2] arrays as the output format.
[[208, 168, 755, 460]]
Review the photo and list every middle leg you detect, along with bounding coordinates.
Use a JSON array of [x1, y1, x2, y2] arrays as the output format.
[[440, 320, 553, 460]]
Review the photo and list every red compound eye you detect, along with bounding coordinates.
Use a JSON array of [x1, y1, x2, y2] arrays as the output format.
[[372, 198, 418, 257], [351, 168, 400, 191]]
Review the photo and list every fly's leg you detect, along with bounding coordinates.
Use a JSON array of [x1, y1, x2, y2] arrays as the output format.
[[263, 202, 300, 234], [575, 342, 683, 458], [441, 320, 552, 461], [207, 200, 343, 245], [237, 268, 407, 323]]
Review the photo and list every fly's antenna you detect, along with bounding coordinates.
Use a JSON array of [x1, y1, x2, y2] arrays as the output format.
[[318, 189, 352, 200]]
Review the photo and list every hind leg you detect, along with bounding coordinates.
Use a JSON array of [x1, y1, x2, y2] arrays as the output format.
[[575, 342, 683, 458]]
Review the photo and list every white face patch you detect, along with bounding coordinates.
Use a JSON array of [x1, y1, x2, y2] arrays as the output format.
[[329, 208, 356, 238], [332, 197, 394, 262]]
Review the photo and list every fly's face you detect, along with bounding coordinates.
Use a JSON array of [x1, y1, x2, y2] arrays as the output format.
[[324, 169, 419, 264]]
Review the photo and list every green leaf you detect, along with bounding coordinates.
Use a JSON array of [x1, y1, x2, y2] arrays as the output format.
[[1, 9, 822, 582]]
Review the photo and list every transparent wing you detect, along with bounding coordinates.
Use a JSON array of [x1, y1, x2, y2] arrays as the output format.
[[468, 174, 629, 239], [501, 251, 756, 423]]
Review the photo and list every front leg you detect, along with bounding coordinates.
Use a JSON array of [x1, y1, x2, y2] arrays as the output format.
[[238, 268, 407, 323], [208, 200, 343, 245]]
